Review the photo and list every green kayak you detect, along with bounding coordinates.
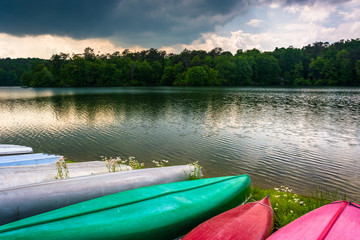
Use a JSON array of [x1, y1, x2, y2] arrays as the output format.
[[0, 175, 251, 240]]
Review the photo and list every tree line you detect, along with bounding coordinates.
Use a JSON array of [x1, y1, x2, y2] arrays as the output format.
[[1, 39, 360, 87]]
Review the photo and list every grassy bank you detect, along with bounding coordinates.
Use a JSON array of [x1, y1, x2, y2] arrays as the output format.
[[251, 186, 343, 230]]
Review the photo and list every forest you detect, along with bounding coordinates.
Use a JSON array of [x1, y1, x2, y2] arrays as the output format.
[[1, 39, 360, 87]]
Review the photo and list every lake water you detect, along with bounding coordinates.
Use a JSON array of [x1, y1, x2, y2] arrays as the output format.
[[1, 87, 359, 199]]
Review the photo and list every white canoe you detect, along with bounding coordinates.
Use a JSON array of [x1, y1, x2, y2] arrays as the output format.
[[0, 161, 131, 189], [0, 153, 62, 167], [0, 165, 196, 225], [0, 144, 33, 156]]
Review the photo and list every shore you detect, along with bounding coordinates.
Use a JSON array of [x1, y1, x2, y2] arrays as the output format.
[[251, 186, 344, 231]]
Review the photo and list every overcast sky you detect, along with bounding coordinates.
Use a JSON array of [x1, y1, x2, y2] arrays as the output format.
[[0, 0, 359, 58]]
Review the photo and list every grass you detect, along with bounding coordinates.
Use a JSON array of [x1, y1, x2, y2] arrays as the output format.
[[251, 185, 343, 230]]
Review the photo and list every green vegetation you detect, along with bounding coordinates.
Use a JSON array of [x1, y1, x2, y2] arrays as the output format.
[[127, 156, 145, 169], [152, 159, 169, 167], [186, 161, 203, 180], [252, 185, 342, 230], [101, 156, 128, 172], [55, 157, 70, 179], [1, 39, 360, 87], [0, 58, 43, 86], [101, 156, 143, 172]]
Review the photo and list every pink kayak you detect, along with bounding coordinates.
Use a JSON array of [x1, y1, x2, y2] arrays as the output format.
[[268, 201, 360, 240], [183, 196, 274, 240]]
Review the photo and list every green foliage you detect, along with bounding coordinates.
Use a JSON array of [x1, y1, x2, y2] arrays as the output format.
[[183, 66, 207, 86], [252, 185, 342, 230], [235, 56, 253, 85], [0, 58, 43, 86], [2, 39, 360, 87], [356, 60, 360, 84], [254, 54, 281, 85], [293, 77, 311, 86], [20, 71, 33, 86]]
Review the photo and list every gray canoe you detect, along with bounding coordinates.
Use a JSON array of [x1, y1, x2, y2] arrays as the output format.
[[0, 161, 131, 189], [0, 153, 62, 167], [0, 165, 195, 225], [0, 145, 33, 156]]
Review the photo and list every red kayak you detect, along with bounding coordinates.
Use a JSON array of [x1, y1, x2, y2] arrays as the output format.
[[183, 196, 274, 240], [267, 201, 360, 240]]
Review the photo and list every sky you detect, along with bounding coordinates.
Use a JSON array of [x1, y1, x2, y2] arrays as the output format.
[[0, 0, 359, 59]]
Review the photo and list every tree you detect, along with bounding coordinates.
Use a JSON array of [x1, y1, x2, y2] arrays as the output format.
[[83, 47, 96, 61], [293, 61, 311, 86], [206, 68, 220, 86], [183, 66, 207, 86], [208, 47, 223, 58], [309, 57, 325, 84], [20, 71, 33, 86], [355, 60, 360, 85], [235, 56, 253, 85], [273, 47, 302, 84], [190, 55, 202, 67], [215, 55, 236, 85], [31, 66, 55, 87], [151, 61, 163, 86], [253, 54, 281, 85], [6, 39, 360, 88], [336, 49, 353, 85], [161, 66, 176, 86], [134, 60, 152, 85]]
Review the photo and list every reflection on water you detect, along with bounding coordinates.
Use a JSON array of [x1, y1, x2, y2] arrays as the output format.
[[1, 87, 360, 199]]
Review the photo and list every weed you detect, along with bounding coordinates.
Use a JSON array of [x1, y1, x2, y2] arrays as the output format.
[[128, 156, 144, 169], [55, 157, 70, 179], [152, 159, 169, 167], [101, 156, 144, 172], [186, 161, 203, 180]]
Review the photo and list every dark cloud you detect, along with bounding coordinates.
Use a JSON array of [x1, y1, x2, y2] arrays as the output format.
[[0, 0, 245, 47], [284, 0, 349, 3], [0, 0, 350, 47]]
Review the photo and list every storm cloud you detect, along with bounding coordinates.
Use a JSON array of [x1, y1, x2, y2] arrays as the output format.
[[0, 0, 351, 47]]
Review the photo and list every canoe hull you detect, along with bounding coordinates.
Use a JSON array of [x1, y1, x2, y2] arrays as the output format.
[[268, 201, 360, 240], [183, 196, 274, 240], [0, 153, 61, 167], [0, 175, 251, 240], [0, 165, 195, 225], [0, 161, 130, 189], [0, 145, 33, 156]]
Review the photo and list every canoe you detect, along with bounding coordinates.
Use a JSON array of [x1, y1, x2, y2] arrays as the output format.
[[267, 200, 360, 240], [0, 175, 251, 240], [183, 196, 274, 240], [0, 165, 199, 225], [0, 161, 131, 189], [0, 153, 62, 167], [0, 145, 33, 156]]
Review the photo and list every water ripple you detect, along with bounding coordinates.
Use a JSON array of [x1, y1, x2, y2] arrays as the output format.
[[1, 87, 360, 200]]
